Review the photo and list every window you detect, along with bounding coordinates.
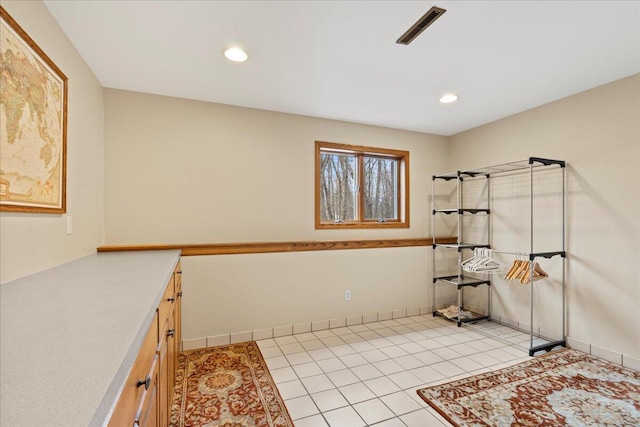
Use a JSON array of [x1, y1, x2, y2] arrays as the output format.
[[315, 141, 409, 228]]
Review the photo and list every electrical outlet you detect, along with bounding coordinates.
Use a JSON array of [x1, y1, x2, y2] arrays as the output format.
[[344, 290, 351, 301]]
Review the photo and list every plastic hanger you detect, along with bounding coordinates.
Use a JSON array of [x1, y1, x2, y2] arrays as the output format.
[[461, 248, 480, 270], [471, 249, 501, 271], [462, 248, 502, 272]]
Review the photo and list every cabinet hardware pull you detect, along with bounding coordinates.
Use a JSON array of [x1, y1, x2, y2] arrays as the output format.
[[177, 271, 182, 275], [167, 329, 175, 337], [167, 297, 175, 302], [177, 291, 182, 297], [136, 374, 151, 390]]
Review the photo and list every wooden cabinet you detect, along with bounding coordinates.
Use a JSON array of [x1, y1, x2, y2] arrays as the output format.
[[134, 356, 159, 427], [108, 313, 159, 426], [164, 263, 181, 417], [158, 318, 170, 427], [157, 268, 178, 427], [174, 266, 182, 353], [109, 261, 182, 427]]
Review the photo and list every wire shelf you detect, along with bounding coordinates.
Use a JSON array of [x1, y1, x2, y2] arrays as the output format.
[[433, 157, 565, 180]]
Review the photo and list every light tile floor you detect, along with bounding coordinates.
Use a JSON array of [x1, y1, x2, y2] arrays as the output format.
[[258, 316, 545, 426]]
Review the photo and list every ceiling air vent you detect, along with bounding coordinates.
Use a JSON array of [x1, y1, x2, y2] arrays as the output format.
[[396, 6, 446, 45]]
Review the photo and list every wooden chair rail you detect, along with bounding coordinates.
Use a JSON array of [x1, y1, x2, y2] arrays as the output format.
[[97, 237, 457, 256]]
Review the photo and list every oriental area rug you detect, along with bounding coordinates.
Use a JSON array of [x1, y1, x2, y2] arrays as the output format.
[[418, 349, 640, 427], [170, 342, 294, 427]]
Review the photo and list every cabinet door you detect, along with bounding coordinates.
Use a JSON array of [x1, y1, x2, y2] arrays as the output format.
[[109, 314, 159, 427], [158, 312, 178, 426], [134, 356, 159, 427], [174, 263, 182, 352], [157, 319, 170, 427], [166, 310, 176, 407]]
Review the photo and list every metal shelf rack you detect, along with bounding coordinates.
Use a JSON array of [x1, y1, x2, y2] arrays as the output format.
[[431, 157, 566, 356]]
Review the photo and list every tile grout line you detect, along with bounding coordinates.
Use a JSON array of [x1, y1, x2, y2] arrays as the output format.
[[278, 325, 411, 425], [269, 315, 531, 426]]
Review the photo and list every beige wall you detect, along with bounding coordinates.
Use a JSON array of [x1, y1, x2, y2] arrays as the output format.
[[0, 1, 104, 284], [181, 248, 430, 340], [449, 74, 640, 359], [103, 89, 450, 339], [103, 90, 449, 243]]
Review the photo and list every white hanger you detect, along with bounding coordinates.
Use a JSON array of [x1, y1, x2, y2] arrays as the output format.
[[462, 248, 502, 272], [461, 248, 481, 270]]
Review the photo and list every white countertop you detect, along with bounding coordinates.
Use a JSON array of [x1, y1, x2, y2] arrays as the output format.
[[0, 250, 181, 427]]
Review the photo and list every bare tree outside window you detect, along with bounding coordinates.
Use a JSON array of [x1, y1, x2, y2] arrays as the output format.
[[315, 141, 409, 229], [319, 152, 356, 222], [363, 156, 398, 220]]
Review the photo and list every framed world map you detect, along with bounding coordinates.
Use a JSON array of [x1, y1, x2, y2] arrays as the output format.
[[0, 6, 67, 213]]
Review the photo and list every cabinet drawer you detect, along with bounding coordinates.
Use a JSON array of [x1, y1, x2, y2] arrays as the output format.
[[108, 312, 159, 427], [157, 276, 175, 326], [133, 355, 159, 427], [174, 262, 182, 292]]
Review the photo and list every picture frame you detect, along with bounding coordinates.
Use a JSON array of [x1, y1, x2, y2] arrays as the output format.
[[0, 6, 67, 213]]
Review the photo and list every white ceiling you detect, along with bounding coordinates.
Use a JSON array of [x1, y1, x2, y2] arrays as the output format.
[[44, 1, 640, 136]]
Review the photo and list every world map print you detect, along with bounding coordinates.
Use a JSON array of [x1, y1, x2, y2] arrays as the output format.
[[0, 8, 67, 212]]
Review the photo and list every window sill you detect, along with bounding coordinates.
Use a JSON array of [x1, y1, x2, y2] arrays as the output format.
[[315, 222, 409, 229]]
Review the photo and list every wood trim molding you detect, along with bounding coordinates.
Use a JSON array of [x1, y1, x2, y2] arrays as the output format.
[[97, 237, 457, 256]]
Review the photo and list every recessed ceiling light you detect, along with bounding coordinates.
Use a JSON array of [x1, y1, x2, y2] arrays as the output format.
[[439, 94, 458, 104], [224, 47, 248, 62]]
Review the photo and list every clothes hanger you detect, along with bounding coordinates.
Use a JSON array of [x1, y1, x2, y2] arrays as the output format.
[[462, 248, 498, 272], [505, 256, 524, 280], [463, 248, 486, 271], [519, 262, 536, 284], [535, 262, 549, 278], [504, 259, 515, 279], [465, 248, 485, 271], [513, 257, 533, 281], [520, 262, 549, 284], [472, 249, 501, 271], [509, 255, 531, 281], [461, 248, 480, 270]]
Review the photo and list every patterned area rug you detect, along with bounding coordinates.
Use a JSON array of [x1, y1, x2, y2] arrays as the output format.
[[418, 349, 640, 427], [170, 342, 294, 427]]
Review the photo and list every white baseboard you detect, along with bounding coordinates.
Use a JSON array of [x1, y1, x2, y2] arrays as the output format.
[[182, 305, 428, 351], [181, 307, 640, 372], [485, 315, 638, 371]]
